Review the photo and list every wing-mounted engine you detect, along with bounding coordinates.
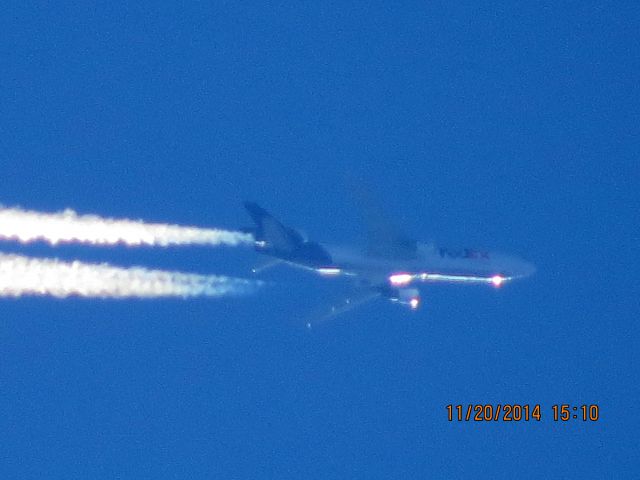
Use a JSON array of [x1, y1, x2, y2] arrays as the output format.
[[378, 285, 420, 310]]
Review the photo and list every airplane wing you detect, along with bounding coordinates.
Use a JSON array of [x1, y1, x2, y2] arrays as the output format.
[[362, 212, 417, 259], [304, 290, 381, 329], [348, 180, 417, 260]]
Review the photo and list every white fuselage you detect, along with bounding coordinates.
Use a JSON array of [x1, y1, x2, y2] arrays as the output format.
[[318, 242, 536, 286]]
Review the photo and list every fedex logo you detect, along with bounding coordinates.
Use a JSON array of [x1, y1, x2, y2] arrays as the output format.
[[439, 248, 490, 260]]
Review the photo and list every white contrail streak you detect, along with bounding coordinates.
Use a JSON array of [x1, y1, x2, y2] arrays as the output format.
[[0, 253, 262, 299], [0, 207, 253, 247]]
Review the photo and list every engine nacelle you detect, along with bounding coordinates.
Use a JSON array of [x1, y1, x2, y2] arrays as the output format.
[[379, 286, 421, 310]]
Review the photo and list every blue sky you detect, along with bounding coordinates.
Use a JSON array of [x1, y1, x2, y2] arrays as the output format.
[[1, 2, 638, 478]]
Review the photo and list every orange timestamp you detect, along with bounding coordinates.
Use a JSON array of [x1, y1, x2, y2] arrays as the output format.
[[446, 404, 600, 422]]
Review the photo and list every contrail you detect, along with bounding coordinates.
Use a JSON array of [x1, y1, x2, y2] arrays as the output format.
[[0, 253, 262, 299], [0, 206, 253, 247]]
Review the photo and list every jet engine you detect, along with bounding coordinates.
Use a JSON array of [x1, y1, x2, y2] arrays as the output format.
[[379, 286, 421, 310]]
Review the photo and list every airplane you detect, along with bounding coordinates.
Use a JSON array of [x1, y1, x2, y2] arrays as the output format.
[[241, 201, 535, 326]]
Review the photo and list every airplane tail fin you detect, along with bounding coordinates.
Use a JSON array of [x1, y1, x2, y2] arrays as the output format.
[[243, 202, 304, 251], [242, 202, 332, 267]]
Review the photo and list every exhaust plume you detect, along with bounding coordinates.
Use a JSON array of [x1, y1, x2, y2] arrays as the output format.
[[0, 206, 253, 247], [0, 253, 261, 299]]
